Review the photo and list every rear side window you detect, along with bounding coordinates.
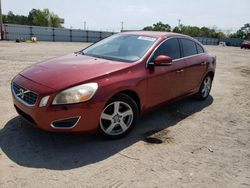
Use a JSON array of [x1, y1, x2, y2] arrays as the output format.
[[152, 38, 181, 60], [180, 38, 197, 57], [196, 43, 204, 54]]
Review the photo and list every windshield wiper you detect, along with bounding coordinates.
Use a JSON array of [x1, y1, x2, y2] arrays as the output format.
[[74, 51, 84, 55]]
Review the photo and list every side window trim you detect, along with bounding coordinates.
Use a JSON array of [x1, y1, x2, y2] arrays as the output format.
[[195, 43, 199, 54], [177, 38, 184, 58], [177, 38, 182, 59], [146, 36, 205, 67]]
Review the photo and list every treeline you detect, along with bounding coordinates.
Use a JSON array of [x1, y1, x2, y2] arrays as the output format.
[[143, 22, 250, 39], [3, 9, 62, 27], [173, 25, 225, 39]]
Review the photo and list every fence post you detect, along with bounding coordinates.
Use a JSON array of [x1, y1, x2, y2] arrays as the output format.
[[29, 26, 33, 39], [3, 24, 6, 40], [52, 28, 55, 42], [70, 29, 72, 42], [86, 30, 88, 42]]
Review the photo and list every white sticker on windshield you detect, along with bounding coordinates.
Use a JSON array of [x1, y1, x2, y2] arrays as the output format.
[[138, 36, 156, 42]]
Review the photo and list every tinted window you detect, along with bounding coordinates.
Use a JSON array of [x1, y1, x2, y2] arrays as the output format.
[[181, 39, 197, 57], [196, 43, 204, 54], [152, 38, 181, 60]]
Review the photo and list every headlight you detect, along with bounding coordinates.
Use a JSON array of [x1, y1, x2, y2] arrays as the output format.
[[52, 83, 98, 105]]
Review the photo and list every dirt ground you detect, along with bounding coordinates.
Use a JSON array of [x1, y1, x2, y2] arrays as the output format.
[[0, 41, 249, 188]]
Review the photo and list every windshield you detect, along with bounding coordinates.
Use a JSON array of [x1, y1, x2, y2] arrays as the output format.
[[82, 34, 157, 62]]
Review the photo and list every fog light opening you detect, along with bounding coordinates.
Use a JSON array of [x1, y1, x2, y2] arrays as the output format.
[[51, 116, 81, 129]]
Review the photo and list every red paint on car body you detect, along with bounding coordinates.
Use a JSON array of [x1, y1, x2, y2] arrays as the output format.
[[11, 32, 216, 133]]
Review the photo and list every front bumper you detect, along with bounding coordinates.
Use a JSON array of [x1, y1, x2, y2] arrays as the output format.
[[12, 75, 104, 133]]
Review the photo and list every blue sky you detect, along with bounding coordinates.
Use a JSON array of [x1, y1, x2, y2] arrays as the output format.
[[2, 0, 250, 32]]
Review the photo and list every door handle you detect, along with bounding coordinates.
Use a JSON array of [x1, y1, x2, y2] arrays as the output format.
[[176, 69, 184, 73], [201, 61, 208, 65]]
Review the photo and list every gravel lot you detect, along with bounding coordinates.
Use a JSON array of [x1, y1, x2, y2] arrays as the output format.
[[0, 41, 250, 188]]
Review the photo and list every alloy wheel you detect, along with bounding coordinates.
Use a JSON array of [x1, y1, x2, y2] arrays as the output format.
[[100, 101, 134, 136], [201, 76, 212, 98]]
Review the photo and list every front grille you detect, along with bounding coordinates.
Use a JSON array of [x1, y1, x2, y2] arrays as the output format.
[[12, 82, 38, 106]]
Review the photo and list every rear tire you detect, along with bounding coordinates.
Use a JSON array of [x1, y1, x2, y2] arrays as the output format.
[[195, 74, 213, 100], [98, 93, 139, 139]]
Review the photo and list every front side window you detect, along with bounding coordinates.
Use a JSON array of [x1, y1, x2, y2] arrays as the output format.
[[82, 34, 157, 62], [152, 38, 181, 60], [180, 38, 197, 57]]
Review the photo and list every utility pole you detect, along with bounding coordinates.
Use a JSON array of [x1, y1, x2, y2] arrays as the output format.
[[178, 19, 181, 28], [84, 21, 86, 30], [0, 0, 3, 40], [121, 21, 124, 32]]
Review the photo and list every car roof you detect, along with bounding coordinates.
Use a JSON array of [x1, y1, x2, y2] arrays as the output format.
[[120, 31, 187, 39]]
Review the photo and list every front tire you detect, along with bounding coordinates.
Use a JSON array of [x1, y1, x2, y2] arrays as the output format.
[[195, 74, 213, 100], [98, 93, 139, 139]]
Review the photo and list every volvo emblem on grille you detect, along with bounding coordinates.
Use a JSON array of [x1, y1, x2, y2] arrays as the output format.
[[17, 88, 27, 99]]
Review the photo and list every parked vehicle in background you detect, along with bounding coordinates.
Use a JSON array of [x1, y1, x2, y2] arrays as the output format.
[[11, 31, 216, 138], [241, 41, 250, 49], [219, 41, 226, 46]]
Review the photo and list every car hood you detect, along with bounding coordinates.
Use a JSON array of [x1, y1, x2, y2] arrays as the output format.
[[20, 53, 133, 91]]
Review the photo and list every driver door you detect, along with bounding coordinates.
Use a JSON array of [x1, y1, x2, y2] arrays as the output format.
[[146, 38, 187, 108]]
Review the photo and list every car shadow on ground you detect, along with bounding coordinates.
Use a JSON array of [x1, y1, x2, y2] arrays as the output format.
[[0, 96, 213, 170]]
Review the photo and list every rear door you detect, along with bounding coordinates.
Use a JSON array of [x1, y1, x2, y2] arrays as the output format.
[[179, 38, 208, 92], [146, 38, 187, 108]]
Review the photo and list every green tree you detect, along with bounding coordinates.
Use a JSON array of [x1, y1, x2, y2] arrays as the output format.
[[143, 22, 226, 39], [153, 22, 171, 31], [172, 26, 181, 33], [3, 9, 62, 27], [33, 10, 48, 26], [172, 25, 225, 38], [143, 22, 171, 32], [48, 13, 62, 27], [229, 23, 250, 39], [180, 26, 201, 37], [143, 26, 153, 31], [3, 11, 29, 25]]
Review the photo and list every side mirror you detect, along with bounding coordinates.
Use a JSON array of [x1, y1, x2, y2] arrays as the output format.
[[154, 55, 173, 66]]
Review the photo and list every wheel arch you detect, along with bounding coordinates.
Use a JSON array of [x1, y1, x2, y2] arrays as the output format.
[[207, 71, 215, 80], [197, 70, 215, 93], [108, 89, 141, 113]]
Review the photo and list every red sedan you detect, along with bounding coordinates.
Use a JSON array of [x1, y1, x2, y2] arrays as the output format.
[[12, 31, 216, 138], [241, 41, 250, 49]]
